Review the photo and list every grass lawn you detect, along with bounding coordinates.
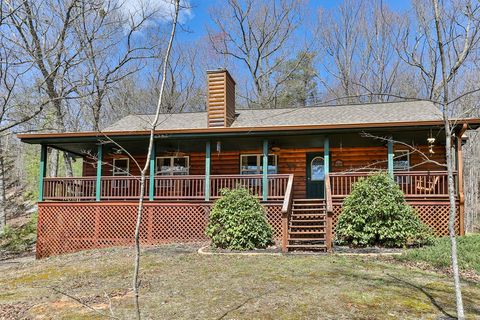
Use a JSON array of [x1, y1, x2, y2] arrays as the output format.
[[396, 235, 480, 275], [1, 245, 479, 319]]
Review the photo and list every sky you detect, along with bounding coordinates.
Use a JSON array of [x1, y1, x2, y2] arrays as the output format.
[[120, 0, 413, 42], [170, 0, 413, 42], [120, 0, 416, 89]]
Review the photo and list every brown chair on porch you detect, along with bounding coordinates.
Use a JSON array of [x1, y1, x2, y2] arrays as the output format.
[[415, 176, 440, 194]]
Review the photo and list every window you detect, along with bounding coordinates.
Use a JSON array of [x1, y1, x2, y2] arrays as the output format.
[[310, 156, 325, 181], [156, 156, 189, 175], [240, 154, 277, 174], [112, 158, 129, 176], [393, 150, 410, 171]]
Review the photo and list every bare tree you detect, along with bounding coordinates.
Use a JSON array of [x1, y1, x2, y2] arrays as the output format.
[[74, 0, 159, 130], [130, 1, 180, 318], [3, 0, 91, 177], [151, 44, 204, 113], [432, 1, 464, 316], [0, 2, 47, 134], [319, 0, 408, 104], [429, 1, 480, 318], [207, 0, 306, 108], [397, 0, 480, 102], [463, 129, 480, 233]]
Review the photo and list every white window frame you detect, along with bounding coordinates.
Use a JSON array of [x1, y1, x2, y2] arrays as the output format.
[[393, 150, 410, 171], [310, 156, 325, 181], [156, 156, 190, 176], [240, 154, 278, 175], [112, 158, 130, 176]]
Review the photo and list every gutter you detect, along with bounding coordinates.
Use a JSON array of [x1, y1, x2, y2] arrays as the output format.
[[17, 118, 480, 144]]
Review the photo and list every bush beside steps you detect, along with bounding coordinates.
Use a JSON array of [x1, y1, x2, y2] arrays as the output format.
[[205, 188, 274, 251], [335, 172, 434, 248]]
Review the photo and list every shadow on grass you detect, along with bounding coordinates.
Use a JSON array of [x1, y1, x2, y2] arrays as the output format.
[[387, 273, 456, 319], [215, 289, 273, 320]]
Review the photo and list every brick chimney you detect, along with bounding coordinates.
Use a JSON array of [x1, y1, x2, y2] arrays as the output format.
[[207, 69, 236, 127]]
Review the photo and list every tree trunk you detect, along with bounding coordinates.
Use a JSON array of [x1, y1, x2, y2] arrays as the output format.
[[444, 124, 465, 319], [432, 0, 465, 318], [63, 151, 74, 177], [131, 2, 180, 319], [49, 149, 59, 178], [0, 140, 5, 233]]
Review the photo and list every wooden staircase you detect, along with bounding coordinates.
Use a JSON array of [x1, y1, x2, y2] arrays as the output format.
[[287, 199, 328, 252]]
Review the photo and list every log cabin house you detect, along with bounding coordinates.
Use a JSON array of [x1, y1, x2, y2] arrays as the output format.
[[19, 69, 480, 258]]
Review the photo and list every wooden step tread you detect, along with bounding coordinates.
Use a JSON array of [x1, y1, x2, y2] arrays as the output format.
[[290, 225, 326, 228], [293, 203, 326, 206], [291, 213, 326, 217], [288, 237, 326, 241], [290, 225, 325, 228], [287, 244, 327, 248], [288, 230, 326, 235], [290, 219, 325, 223], [293, 208, 325, 212]]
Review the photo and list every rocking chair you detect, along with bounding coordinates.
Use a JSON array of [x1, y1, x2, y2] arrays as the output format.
[[416, 176, 440, 193]]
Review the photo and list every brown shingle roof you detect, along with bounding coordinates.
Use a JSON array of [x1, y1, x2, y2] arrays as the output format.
[[104, 100, 443, 132]]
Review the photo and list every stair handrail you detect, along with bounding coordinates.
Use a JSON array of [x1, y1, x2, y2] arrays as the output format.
[[281, 174, 294, 253], [325, 173, 333, 252]]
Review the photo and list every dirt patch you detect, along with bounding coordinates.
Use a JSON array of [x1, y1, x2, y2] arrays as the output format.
[[199, 244, 282, 255], [0, 302, 33, 320], [0, 250, 35, 262]]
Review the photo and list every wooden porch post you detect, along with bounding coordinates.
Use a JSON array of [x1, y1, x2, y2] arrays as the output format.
[[95, 144, 102, 202], [324, 137, 330, 174], [262, 139, 268, 201], [38, 144, 47, 202], [205, 141, 211, 201], [149, 142, 156, 201], [387, 139, 394, 178]]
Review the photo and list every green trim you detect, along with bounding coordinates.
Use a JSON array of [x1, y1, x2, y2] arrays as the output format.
[[149, 143, 156, 201], [38, 145, 47, 201], [387, 139, 394, 178], [205, 141, 211, 201], [324, 137, 330, 175], [262, 139, 268, 201], [96, 144, 103, 201]]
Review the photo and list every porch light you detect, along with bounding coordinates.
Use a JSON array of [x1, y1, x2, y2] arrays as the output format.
[[427, 137, 435, 154], [271, 146, 281, 152], [113, 148, 124, 155]]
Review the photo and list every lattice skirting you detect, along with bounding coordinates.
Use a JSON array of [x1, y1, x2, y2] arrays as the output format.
[[37, 202, 283, 259], [332, 200, 460, 237]]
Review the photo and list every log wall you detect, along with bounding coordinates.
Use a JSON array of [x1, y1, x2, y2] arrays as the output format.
[[83, 145, 447, 199]]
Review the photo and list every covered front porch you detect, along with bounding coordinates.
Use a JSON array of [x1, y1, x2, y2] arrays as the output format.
[[35, 126, 460, 203], [24, 126, 464, 258]]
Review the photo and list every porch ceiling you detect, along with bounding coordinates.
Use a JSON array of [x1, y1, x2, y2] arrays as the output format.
[[30, 126, 448, 158]]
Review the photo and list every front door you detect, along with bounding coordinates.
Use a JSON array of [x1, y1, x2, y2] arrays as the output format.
[[306, 153, 325, 199]]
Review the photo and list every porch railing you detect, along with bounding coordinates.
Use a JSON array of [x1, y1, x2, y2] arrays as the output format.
[[281, 174, 294, 253], [42, 174, 291, 202], [43, 177, 97, 201], [329, 171, 457, 199], [324, 174, 333, 252]]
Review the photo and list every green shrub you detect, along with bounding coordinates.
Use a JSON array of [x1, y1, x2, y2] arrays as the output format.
[[396, 235, 480, 274], [335, 173, 434, 247], [205, 188, 274, 250], [0, 213, 37, 253]]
